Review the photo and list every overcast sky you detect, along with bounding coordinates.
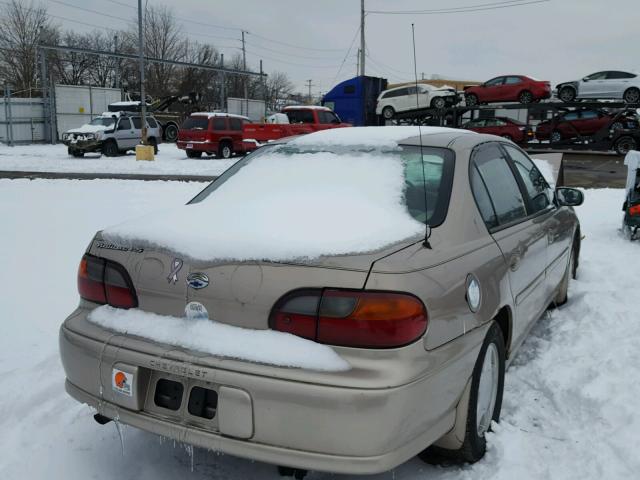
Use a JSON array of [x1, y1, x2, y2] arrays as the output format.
[[50, 0, 638, 94]]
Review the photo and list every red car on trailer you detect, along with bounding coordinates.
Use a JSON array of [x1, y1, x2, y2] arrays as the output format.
[[464, 75, 551, 106], [461, 117, 533, 143]]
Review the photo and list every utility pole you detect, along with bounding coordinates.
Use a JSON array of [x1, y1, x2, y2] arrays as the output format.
[[242, 30, 248, 117], [113, 34, 120, 90], [260, 59, 267, 119], [306, 79, 314, 104], [137, 0, 147, 145], [360, 0, 365, 77], [220, 53, 225, 111], [356, 49, 360, 76]]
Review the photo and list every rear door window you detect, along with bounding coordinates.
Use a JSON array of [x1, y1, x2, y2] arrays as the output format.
[[470, 143, 527, 228], [131, 117, 142, 129], [182, 116, 209, 130], [212, 118, 226, 131], [504, 76, 522, 85]]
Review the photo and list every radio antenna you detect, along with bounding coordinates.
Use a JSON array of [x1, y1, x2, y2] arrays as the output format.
[[411, 23, 432, 249]]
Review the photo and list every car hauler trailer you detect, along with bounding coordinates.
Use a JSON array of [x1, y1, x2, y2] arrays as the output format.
[[321, 76, 387, 126]]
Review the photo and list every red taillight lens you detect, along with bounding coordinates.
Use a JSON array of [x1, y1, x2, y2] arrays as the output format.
[[630, 204, 640, 216], [77, 254, 137, 309], [270, 289, 428, 348]]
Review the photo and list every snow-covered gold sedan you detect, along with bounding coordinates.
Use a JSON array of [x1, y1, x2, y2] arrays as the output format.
[[59, 127, 583, 476]]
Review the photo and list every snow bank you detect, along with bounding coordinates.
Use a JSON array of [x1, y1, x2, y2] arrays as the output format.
[[291, 125, 469, 148], [103, 148, 426, 261], [87, 305, 350, 372]]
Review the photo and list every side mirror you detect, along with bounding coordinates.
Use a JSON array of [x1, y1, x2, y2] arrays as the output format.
[[582, 77, 590, 82], [556, 187, 584, 207]]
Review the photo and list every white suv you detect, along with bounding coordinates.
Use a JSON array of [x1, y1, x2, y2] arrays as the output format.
[[62, 112, 162, 157], [375, 84, 459, 120]]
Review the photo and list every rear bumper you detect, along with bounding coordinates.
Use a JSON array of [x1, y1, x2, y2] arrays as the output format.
[[58, 313, 482, 474], [176, 140, 217, 152]]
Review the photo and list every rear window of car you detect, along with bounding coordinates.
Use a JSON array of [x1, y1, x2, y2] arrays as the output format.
[[191, 144, 455, 227], [147, 117, 158, 128], [286, 110, 315, 124], [182, 116, 209, 130]]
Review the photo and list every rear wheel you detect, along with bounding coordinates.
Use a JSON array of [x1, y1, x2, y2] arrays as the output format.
[[615, 135, 637, 155], [518, 90, 534, 104], [623, 87, 640, 104], [186, 149, 202, 159], [163, 123, 179, 142], [382, 106, 395, 120], [420, 322, 505, 464], [558, 86, 576, 103], [218, 142, 233, 159], [101, 139, 119, 157], [431, 96, 446, 110], [553, 238, 577, 306], [465, 93, 479, 107]]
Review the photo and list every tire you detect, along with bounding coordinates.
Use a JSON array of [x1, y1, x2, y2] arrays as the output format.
[[431, 96, 446, 110], [615, 135, 637, 155], [186, 149, 202, 159], [382, 106, 395, 120], [518, 90, 534, 104], [218, 142, 233, 159], [558, 86, 576, 103], [101, 139, 119, 157], [148, 137, 159, 154], [68, 147, 84, 158], [623, 87, 640, 104], [611, 121, 624, 131], [550, 130, 563, 143], [420, 322, 505, 464], [553, 238, 577, 306], [163, 123, 179, 142], [465, 93, 479, 107]]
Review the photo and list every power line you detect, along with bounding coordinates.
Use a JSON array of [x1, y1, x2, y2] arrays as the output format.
[[244, 41, 344, 61], [47, 0, 135, 24], [330, 25, 361, 85], [248, 32, 346, 53], [368, 0, 549, 15], [245, 50, 343, 69]]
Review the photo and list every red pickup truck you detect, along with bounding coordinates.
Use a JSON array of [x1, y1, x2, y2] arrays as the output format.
[[177, 106, 350, 158]]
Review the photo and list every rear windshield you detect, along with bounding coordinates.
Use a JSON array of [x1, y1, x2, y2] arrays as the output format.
[[190, 144, 454, 227], [182, 116, 209, 130]]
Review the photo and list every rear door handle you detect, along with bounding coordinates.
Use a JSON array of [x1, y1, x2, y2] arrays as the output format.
[[509, 250, 522, 271]]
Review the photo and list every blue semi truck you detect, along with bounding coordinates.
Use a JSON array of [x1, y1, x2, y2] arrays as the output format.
[[321, 75, 387, 126]]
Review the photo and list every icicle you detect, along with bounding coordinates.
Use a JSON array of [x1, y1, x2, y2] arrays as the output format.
[[112, 413, 126, 456]]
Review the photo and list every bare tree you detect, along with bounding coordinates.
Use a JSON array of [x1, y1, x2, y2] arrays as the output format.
[[0, 0, 57, 93], [265, 71, 294, 110]]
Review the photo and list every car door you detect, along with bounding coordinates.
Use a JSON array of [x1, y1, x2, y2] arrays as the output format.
[[580, 71, 608, 98], [482, 77, 506, 102], [502, 144, 572, 300], [502, 76, 523, 101], [469, 142, 549, 344], [403, 86, 419, 112], [114, 117, 136, 149], [130, 116, 143, 145], [578, 110, 603, 135], [558, 111, 580, 138]]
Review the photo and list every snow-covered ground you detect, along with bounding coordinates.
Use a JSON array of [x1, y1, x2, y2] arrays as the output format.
[[0, 142, 234, 177], [1, 179, 638, 479]]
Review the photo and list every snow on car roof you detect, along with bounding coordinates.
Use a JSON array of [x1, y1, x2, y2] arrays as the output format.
[[110, 101, 150, 106], [290, 126, 468, 148], [190, 112, 250, 120]]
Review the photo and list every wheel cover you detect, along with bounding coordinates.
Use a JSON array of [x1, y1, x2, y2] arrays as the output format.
[[560, 88, 574, 102], [476, 343, 499, 437], [383, 107, 393, 119], [166, 125, 178, 141], [223, 146, 231, 157], [551, 131, 561, 143], [625, 89, 639, 103]]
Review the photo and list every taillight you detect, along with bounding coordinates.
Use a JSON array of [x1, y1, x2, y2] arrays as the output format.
[[630, 204, 640, 216], [270, 289, 428, 348], [77, 254, 138, 309]]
